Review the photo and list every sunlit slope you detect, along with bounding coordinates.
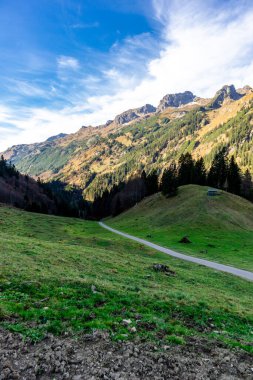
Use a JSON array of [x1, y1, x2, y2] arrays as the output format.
[[108, 185, 253, 271], [3, 91, 253, 201]]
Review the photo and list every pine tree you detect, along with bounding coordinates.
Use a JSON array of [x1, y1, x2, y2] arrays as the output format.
[[145, 170, 159, 196], [0, 155, 6, 176], [193, 157, 206, 185], [177, 153, 194, 186], [207, 148, 228, 189], [161, 162, 178, 197], [111, 194, 121, 217], [241, 169, 253, 200], [227, 156, 241, 195]]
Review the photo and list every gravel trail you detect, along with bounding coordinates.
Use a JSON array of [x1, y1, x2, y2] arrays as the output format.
[[99, 222, 253, 281]]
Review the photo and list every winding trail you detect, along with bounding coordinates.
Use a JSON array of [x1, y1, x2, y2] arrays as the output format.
[[99, 222, 253, 282]]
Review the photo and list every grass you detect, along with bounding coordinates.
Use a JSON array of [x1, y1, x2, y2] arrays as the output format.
[[0, 203, 253, 352], [107, 185, 253, 272]]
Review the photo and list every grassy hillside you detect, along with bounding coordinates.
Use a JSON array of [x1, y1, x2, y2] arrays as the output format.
[[0, 204, 253, 352], [3, 90, 253, 200], [108, 185, 253, 271]]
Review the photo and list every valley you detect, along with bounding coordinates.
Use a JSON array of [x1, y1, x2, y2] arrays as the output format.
[[2, 2, 253, 378]]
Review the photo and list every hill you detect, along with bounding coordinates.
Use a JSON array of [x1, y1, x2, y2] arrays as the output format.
[[2, 85, 253, 200], [0, 204, 252, 354], [107, 185, 253, 271], [0, 156, 56, 214], [0, 156, 87, 217]]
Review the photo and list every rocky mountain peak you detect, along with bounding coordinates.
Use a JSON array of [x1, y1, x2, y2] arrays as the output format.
[[137, 104, 157, 114], [210, 84, 242, 108], [157, 91, 196, 112], [219, 84, 240, 99], [114, 104, 156, 125], [237, 85, 253, 95], [46, 133, 67, 142]]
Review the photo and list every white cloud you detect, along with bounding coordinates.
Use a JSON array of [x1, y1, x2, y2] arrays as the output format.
[[82, 0, 253, 114], [7, 80, 49, 98], [0, 106, 86, 151], [1, 0, 253, 151], [57, 56, 80, 70]]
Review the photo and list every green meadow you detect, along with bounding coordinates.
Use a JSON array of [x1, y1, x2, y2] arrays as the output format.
[[108, 185, 253, 271], [0, 201, 252, 352]]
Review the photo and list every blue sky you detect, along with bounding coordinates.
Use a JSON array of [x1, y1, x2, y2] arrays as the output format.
[[1, 0, 253, 150]]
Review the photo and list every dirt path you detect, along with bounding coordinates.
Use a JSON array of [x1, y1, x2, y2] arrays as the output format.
[[99, 222, 253, 281]]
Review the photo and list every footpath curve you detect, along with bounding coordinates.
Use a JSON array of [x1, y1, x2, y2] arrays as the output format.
[[99, 221, 253, 282]]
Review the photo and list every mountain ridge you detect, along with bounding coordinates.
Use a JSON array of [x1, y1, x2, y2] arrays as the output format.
[[2, 84, 253, 200], [4, 84, 250, 152]]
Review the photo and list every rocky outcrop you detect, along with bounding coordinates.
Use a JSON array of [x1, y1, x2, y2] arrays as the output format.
[[137, 104, 157, 114], [46, 133, 67, 142], [114, 104, 156, 125], [115, 110, 139, 125], [237, 85, 253, 95], [2, 143, 37, 162], [157, 91, 195, 112], [209, 85, 243, 109], [105, 120, 113, 126]]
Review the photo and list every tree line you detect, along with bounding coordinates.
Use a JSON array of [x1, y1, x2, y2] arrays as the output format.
[[0, 155, 87, 217], [91, 149, 253, 219], [1, 149, 253, 220]]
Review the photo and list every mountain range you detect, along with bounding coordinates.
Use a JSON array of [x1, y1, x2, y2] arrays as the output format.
[[2, 84, 253, 200]]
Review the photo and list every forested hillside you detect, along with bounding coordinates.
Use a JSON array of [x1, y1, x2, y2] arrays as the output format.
[[0, 156, 87, 217], [3, 85, 253, 201]]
